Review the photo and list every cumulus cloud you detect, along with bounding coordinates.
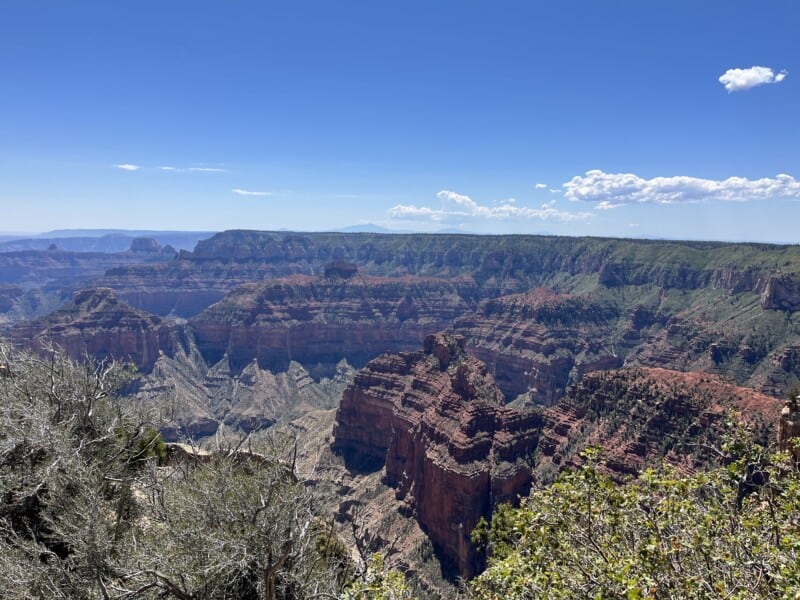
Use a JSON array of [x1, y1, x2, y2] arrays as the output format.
[[719, 66, 788, 92], [563, 170, 800, 208], [535, 183, 548, 189], [389, 190, 593, 223], [232, 188, 271, 197], [115, 163, 140, 171]]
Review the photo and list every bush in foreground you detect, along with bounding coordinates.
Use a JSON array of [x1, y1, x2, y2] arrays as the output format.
[[471, 442, 800, 599]]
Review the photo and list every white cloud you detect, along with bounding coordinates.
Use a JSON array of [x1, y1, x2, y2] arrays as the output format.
[[232, 188, 272, 197], [115, 163, 140, 171], [563, 169, 800, 208], [389, 190, 592, 223], [549, 189, 562, 194], [535, 183, 547, 189], [718, 66, 788, 92], [157, 165, 227, 173]]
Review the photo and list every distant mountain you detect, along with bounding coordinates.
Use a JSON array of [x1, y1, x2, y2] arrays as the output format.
[[0, 230, 217, 253]]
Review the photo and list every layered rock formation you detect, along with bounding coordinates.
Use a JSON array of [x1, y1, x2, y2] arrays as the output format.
[[190, 273, 481, 375], [25, 229, 796, 404], [457, 288, 624, 404], [0, 247, 178, 323], [333, 333, 541, 577], [533, 367, 782, 481], [87, 230, 800, 319], [10, 288, 189, 372], [8, 286, 357, 440], [332, 338, 783, 579], [458, 280, 800, 404]]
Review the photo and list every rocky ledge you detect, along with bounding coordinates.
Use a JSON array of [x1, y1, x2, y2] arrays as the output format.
[[190, 274, 481, 376], [332, 336, 783, 579], [332, 332, 541, 578], [533, 366, 782, 481], [10, 288, 190, 372]]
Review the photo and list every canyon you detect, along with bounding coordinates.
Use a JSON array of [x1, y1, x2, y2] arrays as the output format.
[[3, 229, 799, 585], [331, 333, 782, 577]]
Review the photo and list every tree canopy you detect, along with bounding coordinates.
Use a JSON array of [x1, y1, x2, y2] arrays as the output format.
[[0, 344, 354, 599], [470, 442, 800, 599]]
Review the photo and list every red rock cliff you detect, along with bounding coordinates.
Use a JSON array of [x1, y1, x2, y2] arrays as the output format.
[[457, 288, 623, 404], [10, 288, 189, 372], [190, 274, 481, 376], [332, 332, 541, 578]]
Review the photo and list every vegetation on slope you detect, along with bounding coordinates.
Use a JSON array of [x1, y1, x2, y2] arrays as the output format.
[[0, 344, 382, 599], [471, 438, 800, 599], [3, 339, 799, 599]]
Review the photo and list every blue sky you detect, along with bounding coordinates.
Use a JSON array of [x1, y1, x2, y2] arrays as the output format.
[[1, 1, 798, 242]]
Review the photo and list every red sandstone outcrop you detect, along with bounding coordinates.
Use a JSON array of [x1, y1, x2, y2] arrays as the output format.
[[190, 274, 481, 375], [333, 333, 541, 578], [534, 367, 782, 481], [332, 344, 783, 578], [10, 288, 189, 372], [457, 288, 624, 404]]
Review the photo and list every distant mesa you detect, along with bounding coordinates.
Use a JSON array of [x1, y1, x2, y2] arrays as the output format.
[[130, 237, 161, 253]]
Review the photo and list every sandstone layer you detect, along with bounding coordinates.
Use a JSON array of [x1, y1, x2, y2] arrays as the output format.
[[190, 274, 481, 375], [457, 288, 624, 404], [333, 333, 541, 578], [10, 288, 189, 372], [332, 337, 782, 579]]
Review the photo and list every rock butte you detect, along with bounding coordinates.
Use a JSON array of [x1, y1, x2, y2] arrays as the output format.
[[332, 334, 782, 578]]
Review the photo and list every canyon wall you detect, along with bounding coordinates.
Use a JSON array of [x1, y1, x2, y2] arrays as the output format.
[[332, 339, 782, 578], [10, 288, 190, 372], [190, 273, 481, 376], [333, 333, 541, 577]]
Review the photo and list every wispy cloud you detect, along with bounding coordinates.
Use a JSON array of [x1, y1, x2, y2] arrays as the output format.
[[156, 165, 226, 173], [232, 188, 272, 197], [120, 164, 227, 173], [535, 183, 548, 189], [718, 66, 788, 92], [563, 169, 800, 209], [389, 190, 592, 223]]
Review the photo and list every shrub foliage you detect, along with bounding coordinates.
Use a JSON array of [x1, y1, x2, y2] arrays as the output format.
[[471, 443, 800, 599], [0, 344, 350, 599]]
